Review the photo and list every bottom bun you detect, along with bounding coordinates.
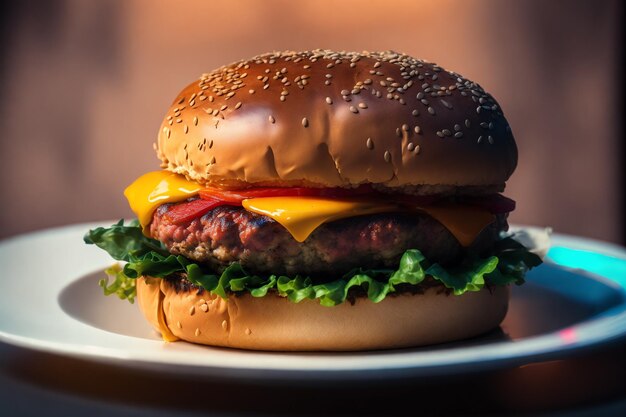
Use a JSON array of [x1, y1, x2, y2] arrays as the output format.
[[136, 277, 510, 351]]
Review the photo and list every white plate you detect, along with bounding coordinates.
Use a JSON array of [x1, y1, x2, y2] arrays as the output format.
[[1, 222, 625, 382]]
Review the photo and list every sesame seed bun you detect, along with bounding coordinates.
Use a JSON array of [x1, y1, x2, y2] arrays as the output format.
[[136, 277, 510, 351], [156, 50, 517, 190]]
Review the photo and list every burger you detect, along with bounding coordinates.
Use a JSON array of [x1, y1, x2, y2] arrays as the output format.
[[84, 49, 541, 351]]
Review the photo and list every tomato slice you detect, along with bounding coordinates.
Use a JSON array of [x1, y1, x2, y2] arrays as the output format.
[[167, 185, 515, 226], [464, 194, 516, 214], [198, 184, 374, 202], [163, 198, 239, 225]]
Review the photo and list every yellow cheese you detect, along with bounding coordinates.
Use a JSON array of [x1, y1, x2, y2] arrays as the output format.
[[242, 197, 398, 242], [418, 204, 495, 247], [122, 170, 496, 247], [124, 171, 202, 228]]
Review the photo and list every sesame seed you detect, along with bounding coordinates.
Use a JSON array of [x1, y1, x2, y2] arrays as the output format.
[[412, 109, 419, 116], [465, 119, 471, 128], [222, 320, 228, 330], [184, 125, 189, 134], [384, 150, 391, 162], [441, 99, 452, 109], [325, 74, 332, 78], [195, 328, 201, 337], [414, 144, 421, 154], [269, 115, 275, 123], [235, 102, 242, 109], [414, 126, 421, 134], [407, 142, 415, 151], [210, 156, 216, 164], [200, 303, 208, 312], [220, 105, 227, 111], [488, 122, 494, 130], [341, 89, 350, 96], [324, 80, 331, 85], [477, 136, 484, 144], [442, 129, 451, 136], [396, 128, 402, 137], [189, 305, 195, 315], [480, 122, 489, 128], [193, 116, 198, 126], [249, 89, 255, 94], [436, 131, 444, 138], [402, 124, 409, 132], [280, 96, 286, 102], [358, 102, 367, 109], [366, 138, 374, 149], [428, 107, 436, 115], [302, 117, 309, 127], [488, 135, 494, 144], [177, 321, 182, 329], [454, 132, 463, 138], [349, 106, 359, 114]]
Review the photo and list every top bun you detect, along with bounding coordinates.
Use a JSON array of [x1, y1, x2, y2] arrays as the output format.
[[156, 50, 517, 190]]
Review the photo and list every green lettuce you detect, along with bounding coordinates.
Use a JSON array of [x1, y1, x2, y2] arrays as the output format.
[[84, 220, 542, 306]]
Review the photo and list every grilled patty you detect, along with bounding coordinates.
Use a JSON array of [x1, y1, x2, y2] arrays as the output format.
[[149, 202, 508, 277]]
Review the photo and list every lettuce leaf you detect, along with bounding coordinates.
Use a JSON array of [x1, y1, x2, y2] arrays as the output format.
[[84, 220, 542, 306]]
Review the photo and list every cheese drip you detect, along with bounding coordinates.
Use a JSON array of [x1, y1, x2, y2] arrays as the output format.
[[242, 197, 398, 242], [124, 171, 202, 228], [123, 171, 495, 247]]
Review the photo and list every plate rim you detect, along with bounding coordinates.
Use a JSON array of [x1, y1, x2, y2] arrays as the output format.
[[1, 221, 625, 381]]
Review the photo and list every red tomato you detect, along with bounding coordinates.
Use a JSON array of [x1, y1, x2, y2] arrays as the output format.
[[464, 194, 516, 214], [198, 184, 375, 202], [163, 198, 238, 225]]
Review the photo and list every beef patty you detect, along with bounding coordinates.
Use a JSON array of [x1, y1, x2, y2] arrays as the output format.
[[149, 203, 507, 277]]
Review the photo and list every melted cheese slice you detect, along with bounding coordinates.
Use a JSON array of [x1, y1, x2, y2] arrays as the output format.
[[123, 170, 496, 247], [124, 171, 202, 228], [418, 204, 495, 247], [242, 197, 398, 242]]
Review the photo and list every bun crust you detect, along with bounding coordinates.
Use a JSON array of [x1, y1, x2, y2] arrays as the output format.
[[157, 50, 517, 189], [136, 277, 510, 351]]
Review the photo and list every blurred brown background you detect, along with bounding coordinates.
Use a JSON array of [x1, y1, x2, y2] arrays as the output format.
[[0, 0, 623, 244]]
